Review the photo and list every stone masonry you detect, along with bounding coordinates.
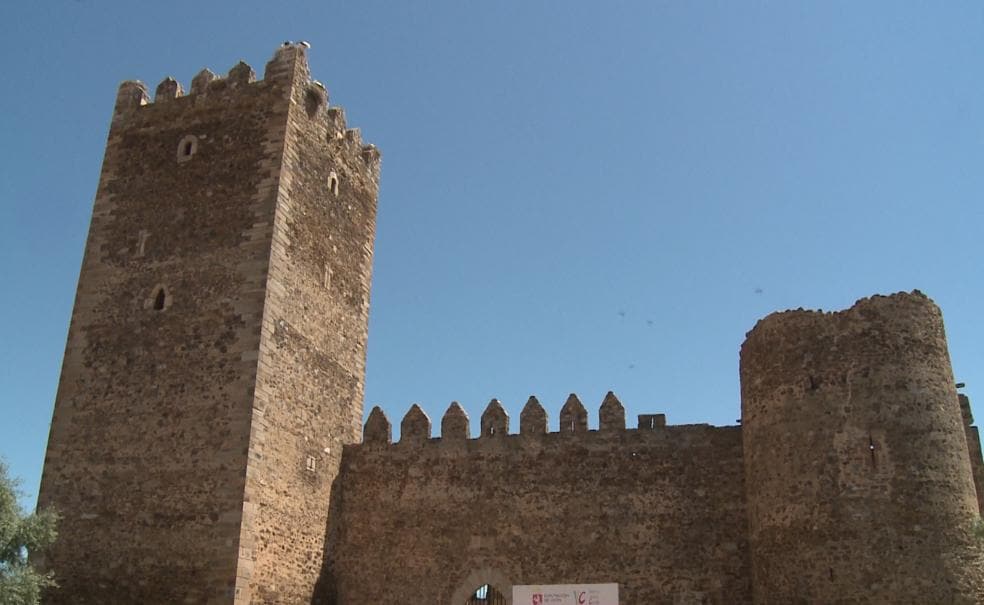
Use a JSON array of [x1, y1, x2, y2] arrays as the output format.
[[37, 45, 379, 604], [740, 293, 984, 603], [321, 400, 749, 603], [38, 45, 984, 604], [316, 292, 984, 604]]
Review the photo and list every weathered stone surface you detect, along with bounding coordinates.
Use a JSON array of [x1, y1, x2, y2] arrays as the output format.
[[242, 44, 378, 605], [480, 398, 509, 438], [363, 406, 391, 445], [741, 291, 984, 603], [638, 413, 666, 429], [227, 60, 255, 86], [154, 76, 183, 102], [36, 40, 984, 605], [37, 44, 379, 605], [519, 395, 547, 435], [323, 292, 984, 603], [113, 80, 148, 117], [598, 391, 625, 431], [441, 401, 469, 440], [327, 423, 750, 603], [400, 404, 431, 443], [559, 393, 588, 432], [190, 68, 217, 95], [961, 393, 984, 514]]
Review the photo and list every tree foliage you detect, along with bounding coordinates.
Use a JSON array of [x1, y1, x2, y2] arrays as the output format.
[[972, 517, 984, 543], [0, 460, 57, 605]]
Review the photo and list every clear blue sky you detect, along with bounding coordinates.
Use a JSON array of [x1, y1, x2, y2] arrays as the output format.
[[2, 2, 982, 508]]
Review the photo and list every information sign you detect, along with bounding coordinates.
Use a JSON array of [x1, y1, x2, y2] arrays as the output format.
[[512, 583, 619, 605]]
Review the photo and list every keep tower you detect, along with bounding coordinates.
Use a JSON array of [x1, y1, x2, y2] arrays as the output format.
[[37, 45, 380, 604]]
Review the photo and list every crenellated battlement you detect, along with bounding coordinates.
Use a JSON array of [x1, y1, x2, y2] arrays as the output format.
[[359, 391, 720, 447], [114, 44, 301, 114], [38, 43, 385, 604], [335, 391, 748, 604], [110, 43, 379, 168], [41, 32, 984, 602]]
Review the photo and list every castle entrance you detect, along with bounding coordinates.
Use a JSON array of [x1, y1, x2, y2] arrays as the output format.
[[466, 583, 507, 604]]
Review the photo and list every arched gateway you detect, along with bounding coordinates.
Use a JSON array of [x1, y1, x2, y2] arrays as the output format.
[[451, 568, 513, 605]]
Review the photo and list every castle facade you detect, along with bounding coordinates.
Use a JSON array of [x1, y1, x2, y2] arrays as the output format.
[[37, 45, 984, 604]]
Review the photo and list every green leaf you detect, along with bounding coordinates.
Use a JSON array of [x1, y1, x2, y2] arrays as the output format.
[[0, 460, 59, 605]]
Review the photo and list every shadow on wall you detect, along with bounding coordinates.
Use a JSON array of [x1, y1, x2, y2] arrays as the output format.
[[311, 474, 345, 605]]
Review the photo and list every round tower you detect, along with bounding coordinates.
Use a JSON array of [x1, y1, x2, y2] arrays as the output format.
[[740, 291, 984, 603]]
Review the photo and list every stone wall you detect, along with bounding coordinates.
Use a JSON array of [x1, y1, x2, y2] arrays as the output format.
[[37, 40, 984, 605], [240, 47, 380, 604], [37, 45, 379, 605], [36, 52, 294, 603], [319, 395, 750, 604], [959, 394, 984, 515], [741, 291, 984, 604]]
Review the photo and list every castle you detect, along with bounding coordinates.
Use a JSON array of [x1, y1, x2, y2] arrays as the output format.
[[37, 45, 984, 604]]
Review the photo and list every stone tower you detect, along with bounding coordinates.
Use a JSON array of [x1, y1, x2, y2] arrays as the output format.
[[36, 45, 380, 604], [740, 292, 984, 603]]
